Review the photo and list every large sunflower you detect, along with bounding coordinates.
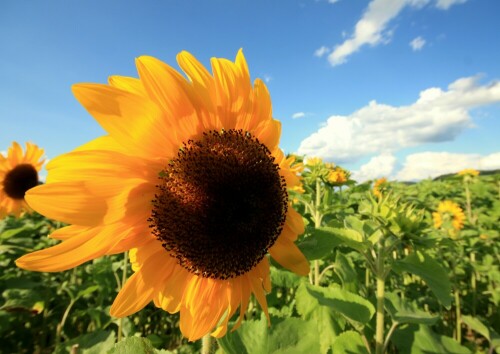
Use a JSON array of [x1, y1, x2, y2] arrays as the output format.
[[16, 50, 309, 340], [0, 142, 44, 218]]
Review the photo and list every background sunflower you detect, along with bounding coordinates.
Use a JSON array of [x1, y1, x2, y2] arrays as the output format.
[[0, 142, 45, 218]]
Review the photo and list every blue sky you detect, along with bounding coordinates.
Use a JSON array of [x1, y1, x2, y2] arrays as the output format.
[[1, 0, 499, 181]]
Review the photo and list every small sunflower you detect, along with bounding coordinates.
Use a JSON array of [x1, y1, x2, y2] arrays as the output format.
[[457, 168, 479, 177], [372, 177, 387, 199], [305, 156, 323, 168], [0, 142, 44, 218], [432, 200, 465, 232], [16, 50, 309, 340], [327, 167, 348, 185]]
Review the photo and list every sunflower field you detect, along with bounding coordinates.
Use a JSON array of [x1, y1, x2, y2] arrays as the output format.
[[1, 159, 498, 354]]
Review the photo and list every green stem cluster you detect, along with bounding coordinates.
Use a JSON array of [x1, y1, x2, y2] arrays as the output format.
[[117, 251, 128, 343]]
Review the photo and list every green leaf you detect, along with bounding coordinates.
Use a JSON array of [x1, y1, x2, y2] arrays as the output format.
[[298, 226, 370, 260], [0, 288, 45, 314], [270, 267, 301, 288], [295, 282, 345, 353], [385, 292, 439, 325], [0, 225, 36, 240], [393, 251, 452, 308], [296, 282, 375, 325], [334, 252, 359, 293], [108, 336, 156, 354], [217, 314, 268, 354], [217, 314, 320, 354], [391, 324, 471, 354], [296, 228, 342, 260], [76, 285, 100, 299], [54, 330, 115, 354], [268, 317, 320, 354], [462, 315, 500, 348], [331, 331, 370, 354]]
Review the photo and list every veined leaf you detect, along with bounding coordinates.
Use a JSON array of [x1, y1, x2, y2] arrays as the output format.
[[385, 292, 439, 325], [331, 331, 370, 354], [393, 251, 452, 308]]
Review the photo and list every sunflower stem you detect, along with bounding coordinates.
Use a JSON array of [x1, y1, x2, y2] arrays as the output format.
[[471, 252, 477, 317], [313, 177, 322, 286], [201, 334, 212, 354], [117, 251, 128, 343], [455, 287, 462, 343], [375, 243, 386, 354], [463, 179, 473, 223]]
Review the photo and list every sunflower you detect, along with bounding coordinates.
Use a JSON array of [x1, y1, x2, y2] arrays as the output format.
[[305, 156, 323, 168], [432, 200, 465, 231], [372, 177, 387, 199], [0, 142, 44, 218], [327, 167, 348, 185], [457, 168, 479, 177], [16, 50, 309, 340]]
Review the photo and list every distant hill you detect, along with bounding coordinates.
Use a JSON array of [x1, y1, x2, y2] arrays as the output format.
[[433, 169, 500, 181]]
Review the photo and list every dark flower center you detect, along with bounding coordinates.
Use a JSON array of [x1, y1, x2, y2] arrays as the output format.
[[149, 129, 288, 280], [3, 164, 39, 199]]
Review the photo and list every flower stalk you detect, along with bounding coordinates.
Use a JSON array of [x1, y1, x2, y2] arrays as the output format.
[[201, 334, 212, 354], [117, 251, 128, 343], [375, 243, 386, 354], [314, 178, 322, 286]]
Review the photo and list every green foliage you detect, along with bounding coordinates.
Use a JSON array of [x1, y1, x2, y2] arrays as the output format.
[[1, 169, 499, 353]]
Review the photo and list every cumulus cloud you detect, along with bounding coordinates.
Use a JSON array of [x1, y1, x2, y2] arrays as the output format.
[[292, 112, 306, 119], [262, 74, 272, 83], [435, 0, 468, 10], [317, 0, 467, 66], [327, 0, 406, 66], [396, 151, 500, 180], [351, 153, 397, 182], [297, 75, 500, 162], [314, 46, 330, 58], [410, 36, 426, 51]]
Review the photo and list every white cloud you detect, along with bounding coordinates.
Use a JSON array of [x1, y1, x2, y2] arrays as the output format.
[[396, 151, 500, 180], [317, 0, 467, 66], [292, 112, 306, 119], [297, 75, 500, 163], [328, 0, 341, 3], [435, 0, 467, 10], [262, 74, 273, 83], [314, 46, 330, 58], [327, 0, 406, 66], [410, 36, 426, 51], [351, 153, 397, 182]]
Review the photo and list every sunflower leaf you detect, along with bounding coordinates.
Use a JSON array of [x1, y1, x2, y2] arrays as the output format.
[[331, 330, 370, 354], [393, 251, 452, 309]]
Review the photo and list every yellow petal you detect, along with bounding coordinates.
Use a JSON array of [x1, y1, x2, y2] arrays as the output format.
[[72, 84, 176, 159], [25, 183, 105, 226], [111, 243, 175, 317], [46, 150, 153, 186], [253, 118, 281, 152], [16, 225, 119, 271], [108, 76, 146, 96], [136, 56, 198, 120], [110, 271, 156, 318], [269, 237, 309, 276]]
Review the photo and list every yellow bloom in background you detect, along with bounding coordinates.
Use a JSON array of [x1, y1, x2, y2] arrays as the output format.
[[291, 184, 305, 194], [305, 156, 323, 167], [373, 177, 387, 199], [432, 200, 465, 231], [16, 50, 309, 341], [457, 168, 480, 177], [0, 142, 44, 218], [327, 167, 347, 185]]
